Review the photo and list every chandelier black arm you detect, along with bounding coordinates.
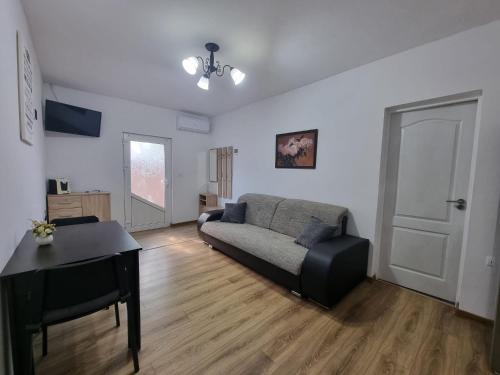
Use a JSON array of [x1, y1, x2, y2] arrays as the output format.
[[216, 64, 233, 77], [196, 56, 209, 74]]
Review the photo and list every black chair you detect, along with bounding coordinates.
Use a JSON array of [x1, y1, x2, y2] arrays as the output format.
[[50, 215, 99, 227], [46, 215, 122, 357], [26, 255, 139, 372]]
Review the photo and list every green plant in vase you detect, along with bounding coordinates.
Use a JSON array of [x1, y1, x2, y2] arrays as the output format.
[[32, 220, 56, 246]]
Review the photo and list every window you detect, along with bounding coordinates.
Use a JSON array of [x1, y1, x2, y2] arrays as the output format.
[[130, 141, 165, 208]]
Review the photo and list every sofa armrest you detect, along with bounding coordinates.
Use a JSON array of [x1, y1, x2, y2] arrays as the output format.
[[197, 209, 224, 232], [301, 235, 369, 308]]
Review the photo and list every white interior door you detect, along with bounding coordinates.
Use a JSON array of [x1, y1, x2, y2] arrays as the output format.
[[123, 133, 172, 232], [379, 101, 477, 301]]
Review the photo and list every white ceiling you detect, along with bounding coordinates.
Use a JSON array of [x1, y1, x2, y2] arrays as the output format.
[[21, 0, 500, 116]]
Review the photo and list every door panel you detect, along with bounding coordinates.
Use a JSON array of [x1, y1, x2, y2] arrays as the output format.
[[392, 216, 451, 234], [395, 120, 458, 221], [123, 133, 172, 232], [131, 195, 166, 229], [379, 101, 477, 301], [130, 140, 165, 208], [390, 227, 447, 278]]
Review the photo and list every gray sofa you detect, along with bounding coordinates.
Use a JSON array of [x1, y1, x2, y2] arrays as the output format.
[[198, 193, 369, 307]]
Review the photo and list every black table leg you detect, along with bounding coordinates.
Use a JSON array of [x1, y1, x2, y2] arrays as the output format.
[[124, 250, 141, 350], [6, 275, 35, 375]]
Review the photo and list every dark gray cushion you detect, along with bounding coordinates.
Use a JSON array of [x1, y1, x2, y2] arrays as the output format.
[[220, 202, 247, 224], [295, 217, 337, 249]]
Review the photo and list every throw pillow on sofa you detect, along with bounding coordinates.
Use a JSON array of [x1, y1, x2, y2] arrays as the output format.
[[295, 216, 337, 248], [220, 202, 247, 224]]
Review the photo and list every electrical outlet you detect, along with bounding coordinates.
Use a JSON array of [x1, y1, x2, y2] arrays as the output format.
[[486, 256, 495, 267]]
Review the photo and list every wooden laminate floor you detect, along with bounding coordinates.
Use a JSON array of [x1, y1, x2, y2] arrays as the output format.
[[34, 223, 493, 374]]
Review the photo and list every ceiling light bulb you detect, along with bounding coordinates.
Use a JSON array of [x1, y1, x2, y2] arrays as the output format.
[[182, 57, 198, 75], [197, 74, 210, 90], [230, 68, 245, 85]]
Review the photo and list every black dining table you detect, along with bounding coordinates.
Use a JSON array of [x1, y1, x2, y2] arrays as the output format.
[[0, 221, 142, 375]]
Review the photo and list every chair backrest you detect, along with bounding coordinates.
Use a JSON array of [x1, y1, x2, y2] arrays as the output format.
[[27, 255, 129, 329], [50, 215, 99, 227]]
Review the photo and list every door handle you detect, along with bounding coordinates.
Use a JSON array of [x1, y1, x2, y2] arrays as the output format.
[[446, 198, 466, 210]]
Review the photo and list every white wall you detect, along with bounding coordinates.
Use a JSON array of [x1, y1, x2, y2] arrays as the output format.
[[0, 0, 45, 372], [212, 20, 500, 319], [43, 85, 210, 225]]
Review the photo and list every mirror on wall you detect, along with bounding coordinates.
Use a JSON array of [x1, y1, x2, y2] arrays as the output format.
[[209, 149, 218, 182]]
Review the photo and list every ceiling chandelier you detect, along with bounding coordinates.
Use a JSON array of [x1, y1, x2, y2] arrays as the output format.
[[182, 42, 245, 90]]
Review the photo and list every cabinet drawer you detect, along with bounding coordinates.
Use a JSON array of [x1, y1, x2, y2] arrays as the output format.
[[48, 195, 82, 210], [49, 207, 83, 221]]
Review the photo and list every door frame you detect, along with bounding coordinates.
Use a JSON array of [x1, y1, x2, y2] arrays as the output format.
[[123, 132, 173, 232], [373, 90, 482, 306]]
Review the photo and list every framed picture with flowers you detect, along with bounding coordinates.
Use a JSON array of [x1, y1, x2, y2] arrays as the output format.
[[275, 129, 318, 169]]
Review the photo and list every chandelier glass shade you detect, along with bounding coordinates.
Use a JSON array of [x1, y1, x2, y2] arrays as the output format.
[[182, 43, 245, 90], [230, 68, 245, 85], [182, 57, 198, 75], [197, 74, 210, 90]]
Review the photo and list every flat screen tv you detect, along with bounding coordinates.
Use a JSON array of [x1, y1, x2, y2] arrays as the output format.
[[45, 100, 102, 137]]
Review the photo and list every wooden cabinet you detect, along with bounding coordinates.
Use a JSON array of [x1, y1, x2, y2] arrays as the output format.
[[199, 193, 219, 214], [48, 192, 111, 222]]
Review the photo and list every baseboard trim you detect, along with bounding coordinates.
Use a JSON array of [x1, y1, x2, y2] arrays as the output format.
[[454, 309, 494, 326], [171, 220, 197, 227]]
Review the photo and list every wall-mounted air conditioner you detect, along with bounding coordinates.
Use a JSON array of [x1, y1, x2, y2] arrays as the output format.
[[176, 113, 210, 134]]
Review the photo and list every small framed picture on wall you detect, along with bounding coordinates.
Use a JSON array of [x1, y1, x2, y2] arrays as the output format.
[[275, 129, 318, 169]]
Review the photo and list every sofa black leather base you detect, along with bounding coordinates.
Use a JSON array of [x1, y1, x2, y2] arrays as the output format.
[[197, 210, 369, 308], [301, 235, 369, 307]]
